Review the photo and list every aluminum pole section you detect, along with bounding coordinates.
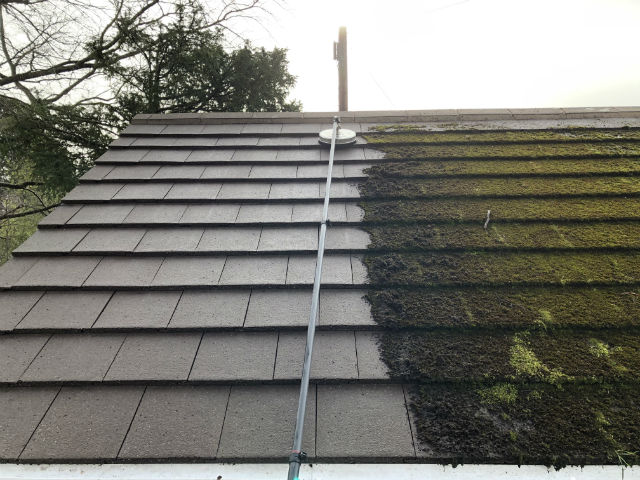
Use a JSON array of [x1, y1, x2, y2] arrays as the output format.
[[287, 117, 340, 480]]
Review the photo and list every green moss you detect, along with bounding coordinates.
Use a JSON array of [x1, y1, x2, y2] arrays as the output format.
[[478, 383, 518, 405]]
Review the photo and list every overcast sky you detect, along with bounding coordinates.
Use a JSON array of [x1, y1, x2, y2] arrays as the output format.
[[243, 0, 640, 111]]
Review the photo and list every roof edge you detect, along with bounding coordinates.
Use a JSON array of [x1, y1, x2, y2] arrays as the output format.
[[132, 107, 640, 125]]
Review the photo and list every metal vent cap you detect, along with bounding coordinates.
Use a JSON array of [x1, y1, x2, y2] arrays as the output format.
[[318, 127, 357, 146]]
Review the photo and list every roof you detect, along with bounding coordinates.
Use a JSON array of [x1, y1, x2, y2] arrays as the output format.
[[0, 107, 639, 466]]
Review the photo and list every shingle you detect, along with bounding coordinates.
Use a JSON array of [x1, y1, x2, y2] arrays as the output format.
[[236, 204, 292, 223], [316, 384, 414, 458], [325, 226, 370, 250], [97, 149, 149, 163], [249, 165, 297, 178], [355, 331, 388, 380], [105, 332, 201, 381], [0, 335, 50, 382], [189, 332, 277, 381], [80, 165, 114, 180], [321, 148, 365, 161], [186, 150, 235, 162], [104, 166, 160, 180], [276, 149, 320, 161], [16, 257, 100, 287], [0, 291, 43, 331], [269, 182, 319, 199], [363, 148, 386, 160], [286, 255, 353, 285], [219, 256, 288, 285], [122, 124, 165, 135], [119, 386, 229, 459], [258, 226, 318, 251], [112, 183, 172, 200], [257, 136, 300, 146], [345, 203, 365, 222], [201, 124, 243, 134], [73, 228, 146, 252], [124, 204, 187, 224], [169, 290, 249, 328], [291, 203, 347, 222], [0, 257, 38, 288], [140, 149, 192, 163], [351, 255, 369, 284], [13, 229, 88, 253], [297, 164, 344, 178], [68, 204, 134, 225], [0, 387, 58, 460], [217, 385, 315, 459], [281, 123, 325, 134], [111, 138, 135, 147], [231, 150, 277, 162], [274, 331, 358, 380], [38, 205, 82, 226], [241, 124, 282, 134], [343, 163, 371, 177], [319, 290, 374, 327], [161, 124, 204, 134], [153, 165, 205, 179], [320, 181, 361, 198], [196, 227, 260, 252], [63, 183, 123, 201], [165, 183, 222, 200], [201, 165, 251, 179], [131, 137, 176, 147], [180, 204, 240, 224], [21, 333, 124, 382], [173, 137, 219, 148], [217, 182, 271, 200], [244, 289, 309, 328], [152, 257, 226, 286], [217, 136, 259, 146], [93, 291, 181, 329], [18, 291, 112, 330], [21, 385, 144, 460], [135, 228, 204, 252], [84, 257, 163, 287]]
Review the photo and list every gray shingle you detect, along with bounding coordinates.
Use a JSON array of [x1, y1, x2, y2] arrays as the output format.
[[320, 181, 361, 198], [80, 165, 114, 180], [217, 136, 259, 147], [84, 257, 163, 287], [0, 334, 50, 382], [196, 227, 260, 252], [131, 137, 176, 147], [18, 291, 112, 330], [345, 203, 365, 222], [112, 183, 172, 200], [152, 257, 226, 286], [140, 149, 192, 163], [124, 204, 187, 224], [119, 386, 229, 459], [249, 165, 297, 178], [201, 124, 243, 134], [74, 228, 146, 252], [173, 137, 219, 148], [351, 255, 369, 284], [286, 255, 353, 285], [21, 386, 144, 460], [38, 205, 82, 226], [319, 290, 374, 327], [241, 124, 282, 134], [122, 124, 165, 135], [201, 165, 251, 179], [343, 163, 371, 177], [355, 332, 388, 380], [161, 124, 204, 134], [0, 257, 38, 288], [135, 228, 204, 252], [244, 289, 309, 328], [104, 166, 160, 180], [186, 150, 235, 162], [180, 204, 240, 224], [189, 332, 277, 381], [257, 136, 300, 146], [321, 148, 365, 161], [97, 149, 149, 163], [105, 332, 201, 381], [291, 203, 347, 222], [21, 333, 124, 382], [258, 226, 318, 251], [13, 229, 88, 254], [274, 331, 358, 380], [219, 256, 288, 285], [269, 182, 319, 199], [165, 183, 222, 200], [363, 148, 386, 160], [217, 182, 271, 200], [325, 226, 370, 250], [153, 165, 205, 179], [316, 384, 414, 458], [276, 149, 320, 161], [231, 150, 277, 162], [68, 204, 134, 225], [16, 257, 100, 287], [63, 183, 123, 201], [217, 385, 315, 459], [94, 291, 181, 329], [236, 204, 292, 223], [169, 290, 249, 328], [0, 291, 43, 331], [297, 164, 344, 178]]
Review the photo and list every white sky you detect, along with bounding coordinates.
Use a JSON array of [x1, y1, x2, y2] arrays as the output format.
[[240, 0, 640, 111]]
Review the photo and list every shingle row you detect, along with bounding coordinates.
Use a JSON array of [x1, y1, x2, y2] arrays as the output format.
[[121, 122, 367, 135], [114, 135, 368, 148]]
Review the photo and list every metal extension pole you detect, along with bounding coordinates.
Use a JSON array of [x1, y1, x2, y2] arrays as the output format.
[[287, 116, 340, 480]]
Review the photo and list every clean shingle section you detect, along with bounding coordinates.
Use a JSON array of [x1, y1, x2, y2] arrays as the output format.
[[119, 386, 230, 459], [350, 255, 369, 284], [276, 149, 320, 161], [63, 183, 123, 201], [141, 149, 191, 163], [97, 149, 149, 163], [124, 204, 187, 224], [0, 335, 50, 382], [152, 257, 226, 286], [189, 332, 277, 381], [16, 257, 100, 287], [136, 228, 204, 252], [345, 203, 365, 222], [269, 182, 319, 200], [84, 257, 163, 287], [292, 203, 347, 222], [297, 164, 344, 178], [217, 385, 315, 459], [186, 150, 235, 162], [0, 258, 39, 288], [21, 386, 144, 460], [18, 291, 112, 330], [105, 332, 201, 381], [319, 290, 374, 327], [286, 255, 352, 285], [38, 205, 82, 226], [219, 256, 288, 285], [325, 226, 370, 250], [0, 387, 58, 460], [21, 333, 124, 382], [165, 183, 222, 200], [201, 165, 251, 179], [236, 204, 292, 223], [355, 332, 389, 380], [68, 205, 134, 225], [14, 229, 88, 254], [244, 289, 309, 328], [258, 226, 318, 251], [153, 166, 205, 179], [320, 181, 360, 198], [169, 290, 249, 328], [197, 227, 260, 252], [249, 165, 297, 178], [217, 183, 271, 200], [180, 204, 240, 224], [80, 165, 113, 180], [0, 291, 44, 331], [112, 183, 172, 200], [274, 331, 358, 380], [74, 228, 146, 252], [316, 384, 414, 458], [104, 166, 159, 180], [94, 291, 181, 329], [231, 150, 276, 162]]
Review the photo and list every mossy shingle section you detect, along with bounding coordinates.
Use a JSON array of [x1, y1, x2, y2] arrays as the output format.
[[360, 127, 640, 466]]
